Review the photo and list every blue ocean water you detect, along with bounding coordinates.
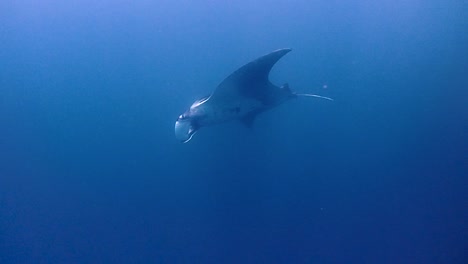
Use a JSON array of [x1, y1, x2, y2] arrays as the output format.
[[1, 1, 467, 263]]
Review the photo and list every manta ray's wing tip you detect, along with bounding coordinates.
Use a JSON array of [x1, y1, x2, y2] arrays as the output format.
[[275, 48, 292, 53]]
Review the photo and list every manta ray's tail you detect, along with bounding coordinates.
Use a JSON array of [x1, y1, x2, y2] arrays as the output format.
[[281, 83, 333, 101], [294, 93, 334, 101]]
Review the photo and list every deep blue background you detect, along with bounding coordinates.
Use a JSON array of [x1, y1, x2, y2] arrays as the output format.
[[1, 1, 467, 263]]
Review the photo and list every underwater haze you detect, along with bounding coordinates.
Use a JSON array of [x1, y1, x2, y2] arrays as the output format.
[[1, 0, 467, 263]]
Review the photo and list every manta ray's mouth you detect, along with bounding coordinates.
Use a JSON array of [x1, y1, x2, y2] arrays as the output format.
[[175, 119, 196, 143]]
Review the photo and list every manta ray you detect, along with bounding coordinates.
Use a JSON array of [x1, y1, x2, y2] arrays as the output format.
[[175, 48, 332, 143]]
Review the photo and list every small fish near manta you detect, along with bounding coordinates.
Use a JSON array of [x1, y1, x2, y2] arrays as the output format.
[[175, 48, 332, 143]]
